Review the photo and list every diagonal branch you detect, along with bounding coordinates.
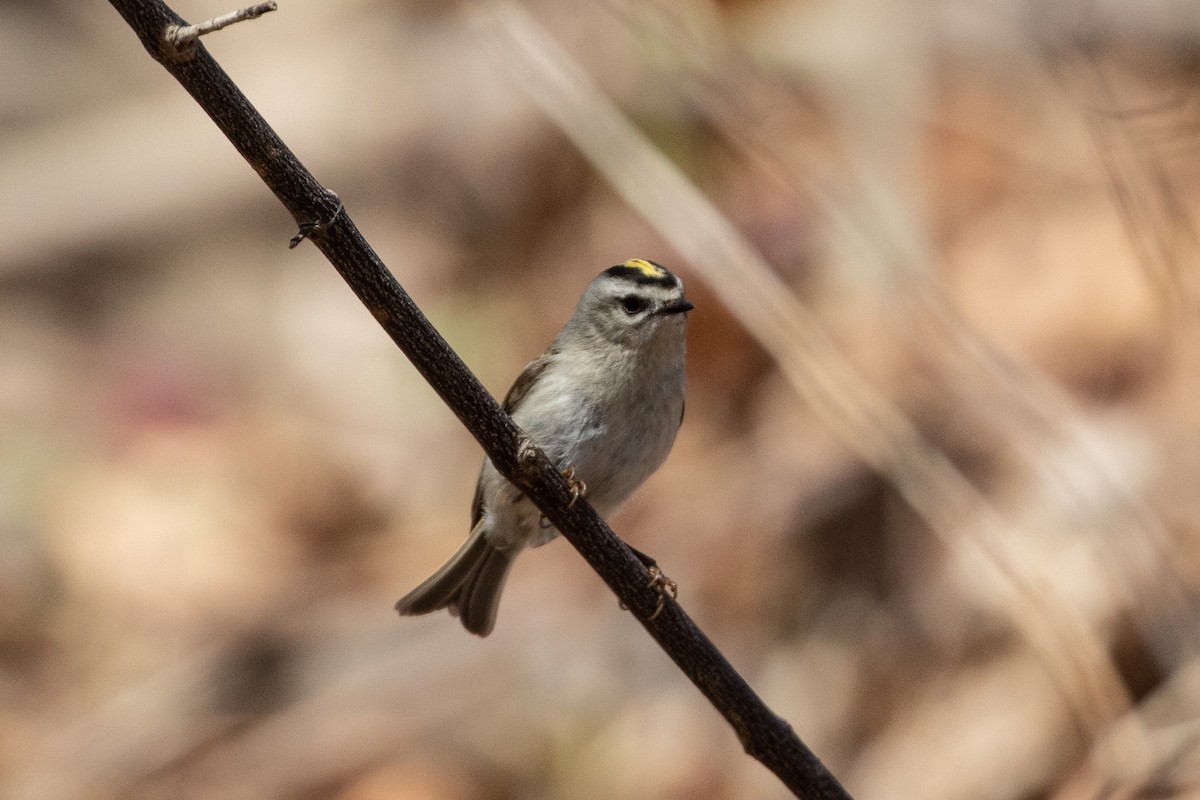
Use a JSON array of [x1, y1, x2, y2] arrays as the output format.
[[104, 1, 854, 798]]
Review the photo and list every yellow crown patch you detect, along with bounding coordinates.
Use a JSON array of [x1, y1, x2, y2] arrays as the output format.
[[622, 259, 666, 279]]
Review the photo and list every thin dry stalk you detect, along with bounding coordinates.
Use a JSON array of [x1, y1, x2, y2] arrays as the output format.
[[475, 0, 1131, 736]]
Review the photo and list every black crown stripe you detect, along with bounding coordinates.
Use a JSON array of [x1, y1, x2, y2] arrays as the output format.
[[603, 263, 678, 287]]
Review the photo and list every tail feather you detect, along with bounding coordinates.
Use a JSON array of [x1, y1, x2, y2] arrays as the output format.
[[395, 523, 515, 637], [458, 545, 514, 636]]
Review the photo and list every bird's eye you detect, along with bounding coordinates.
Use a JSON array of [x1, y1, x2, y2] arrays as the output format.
[[619, 295, 647, 315]]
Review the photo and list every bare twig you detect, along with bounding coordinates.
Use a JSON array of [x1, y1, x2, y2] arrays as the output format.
[[105, 1, 853, 798], [164, 1, 277, 52]]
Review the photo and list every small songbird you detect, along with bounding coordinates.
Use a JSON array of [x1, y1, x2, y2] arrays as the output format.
[[395, 259, 693, 636]]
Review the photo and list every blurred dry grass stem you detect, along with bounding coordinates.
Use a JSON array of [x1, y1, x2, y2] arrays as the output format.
[[1053, 47, 1200, 351], [627, 0, 1200, 679], [477, 0, 1133, 736]]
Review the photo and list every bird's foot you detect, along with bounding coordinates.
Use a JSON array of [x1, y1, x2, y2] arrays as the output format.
[[536, 465, 588, 529], [619, 546, 678, 621], [561, 465, 588, 509], [646, 565, 678, 620]]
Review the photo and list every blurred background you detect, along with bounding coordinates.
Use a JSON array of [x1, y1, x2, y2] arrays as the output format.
[[4, 0, 1200, 798]]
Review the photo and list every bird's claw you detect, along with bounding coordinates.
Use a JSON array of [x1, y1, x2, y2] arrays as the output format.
[[562, 465, 588, 509], [537, 466, 588, 529], [618, 546, 677, 620], [646, 565, 678, 620]]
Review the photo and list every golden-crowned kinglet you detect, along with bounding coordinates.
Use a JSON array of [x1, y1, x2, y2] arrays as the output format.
[[395, 259, 693, 636]]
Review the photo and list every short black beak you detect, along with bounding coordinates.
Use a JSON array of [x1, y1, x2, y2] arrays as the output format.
[[659, 299, 694, 315]]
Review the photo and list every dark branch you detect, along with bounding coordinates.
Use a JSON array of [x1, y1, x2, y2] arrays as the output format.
[[104, 2, 854, 798]]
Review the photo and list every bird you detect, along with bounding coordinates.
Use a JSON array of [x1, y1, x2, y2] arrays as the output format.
[[395, 259, 693, 636]]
